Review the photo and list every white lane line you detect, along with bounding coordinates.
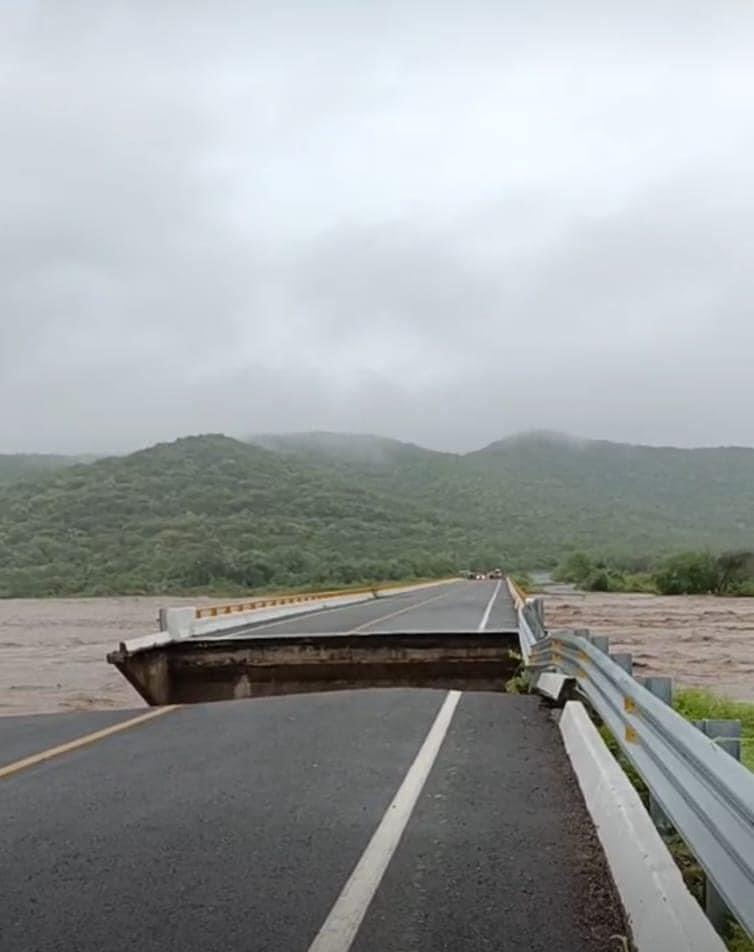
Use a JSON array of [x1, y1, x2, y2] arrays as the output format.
[[307, 690, 462, 952], [351, 586, 461, 632], [309, 580, 496, 951], [477, 579, 502, 632], [247, 581, 460, 633]]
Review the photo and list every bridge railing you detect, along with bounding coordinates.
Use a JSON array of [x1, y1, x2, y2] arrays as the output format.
[[518, 607, 754, 937], [505, 577, 543, 663], [193, 586, 379, 620], [155, 579, 457, 642]]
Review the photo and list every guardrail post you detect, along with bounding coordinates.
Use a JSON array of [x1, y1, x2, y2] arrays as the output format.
[[530, 596, 545, 630], [696, 719, 743, 761], [587, 633, 610, 653], [692, 718, 742, 935], [610, 652, 633, 676], [640, 677, 674, 834], [642, 676, 672, 705]]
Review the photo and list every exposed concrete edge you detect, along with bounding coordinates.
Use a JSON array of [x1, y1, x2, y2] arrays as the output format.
[[119, 579, 457, 654], [119, 631, 175, 653], [533, 671, 572, 703], [559, 701, 725, 952]]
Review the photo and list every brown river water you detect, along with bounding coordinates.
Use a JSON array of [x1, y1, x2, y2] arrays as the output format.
[[0, 596, 221, 716], [1, 592, 753, 716], [545, 591, 754, 702]]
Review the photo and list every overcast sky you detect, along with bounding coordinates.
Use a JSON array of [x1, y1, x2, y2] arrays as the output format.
[[2, 1, 754, 454]]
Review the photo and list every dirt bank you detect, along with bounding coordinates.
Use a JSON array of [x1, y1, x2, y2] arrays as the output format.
[[544, 591, 754, 702]]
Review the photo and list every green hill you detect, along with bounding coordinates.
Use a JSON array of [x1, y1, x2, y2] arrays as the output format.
[[0, 435, 458, 597], [253, 431, 448, 467], [460, 431, 754, 563], [0, 454, 90, 485], [251, 430, 754, 567], [2, 430, 754, 596]]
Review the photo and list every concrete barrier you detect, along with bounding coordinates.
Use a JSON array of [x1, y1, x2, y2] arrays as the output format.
[[122, 579, 458, 653], [560, 701, 726, 951]]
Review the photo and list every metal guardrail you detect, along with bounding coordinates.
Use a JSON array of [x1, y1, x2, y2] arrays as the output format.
[[522, 620, 754, 936], [506, 576, 527, 610], [505, 577, 542, 663], [517, 604, 538, 663]]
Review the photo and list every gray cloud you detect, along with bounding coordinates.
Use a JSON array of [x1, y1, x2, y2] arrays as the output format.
[[2, 1, 754, 453]]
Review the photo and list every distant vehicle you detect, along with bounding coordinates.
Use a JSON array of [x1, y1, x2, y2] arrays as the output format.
[[489, 568, 503, 579]]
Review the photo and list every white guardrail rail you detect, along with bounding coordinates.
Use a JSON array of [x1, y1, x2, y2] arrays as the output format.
[[506, 579, 754, 938], [506, 577, 540, 663]]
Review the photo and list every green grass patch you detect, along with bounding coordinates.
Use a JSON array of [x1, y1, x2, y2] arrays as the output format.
[[728, 925, 754, 952], [673, 688, 754, 772], [510, 572, 533, 593]]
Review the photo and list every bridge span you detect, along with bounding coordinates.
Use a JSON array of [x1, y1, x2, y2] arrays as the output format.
[[2, 579, 745, 951]]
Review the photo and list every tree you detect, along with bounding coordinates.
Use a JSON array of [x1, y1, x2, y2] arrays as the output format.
[[555, 551, 594, 586], [653, 552, 720, 595], [585, 570, 610, 592], [716, 551, 754, 594]]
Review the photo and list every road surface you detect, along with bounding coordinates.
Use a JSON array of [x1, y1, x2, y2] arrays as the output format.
[[1, 581, 626, 951]]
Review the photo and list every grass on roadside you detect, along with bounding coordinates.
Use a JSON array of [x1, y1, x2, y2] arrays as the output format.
[[672, 690, 754, 950], [673, 688, 754, 772], [510, 573, 533, 594]]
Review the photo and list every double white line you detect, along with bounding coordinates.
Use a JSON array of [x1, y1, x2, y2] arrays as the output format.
[[308, 580, 502, 952]]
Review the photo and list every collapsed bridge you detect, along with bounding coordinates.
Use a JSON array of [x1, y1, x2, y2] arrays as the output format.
[[1, 577, 751, 951]]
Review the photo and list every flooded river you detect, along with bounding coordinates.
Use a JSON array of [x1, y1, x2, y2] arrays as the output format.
[[0, 595, 220, 716], [1, 591, 753, 715], [545, 591, 754, 702]]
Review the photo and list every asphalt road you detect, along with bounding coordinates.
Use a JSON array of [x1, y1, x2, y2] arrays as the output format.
[[233, 578, 518, 638], [0, 708, 141, 769], [0, 582, 626, 951]]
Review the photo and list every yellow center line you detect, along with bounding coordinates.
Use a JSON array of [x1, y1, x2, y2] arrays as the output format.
[[0, 582, 464, 779], [0, 705, 180, 781]]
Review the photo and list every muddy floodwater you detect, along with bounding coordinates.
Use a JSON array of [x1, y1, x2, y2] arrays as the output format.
[[0, 596, 222, 716], [1, 591, 753, 715], [545, 591, 754, 702]]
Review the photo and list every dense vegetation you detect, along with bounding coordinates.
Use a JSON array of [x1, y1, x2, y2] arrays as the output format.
[[0, 454, 90, 485], [555, 549, 754, 595], [2, 429, 754, 597], [0, 436, 461, 597]]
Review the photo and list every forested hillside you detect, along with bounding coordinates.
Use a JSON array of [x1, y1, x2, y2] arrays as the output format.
[[250, 430, 754, 565], [0, 454, 88, 484], [2, 430, 754, 596], [0, 436, 459, 596]]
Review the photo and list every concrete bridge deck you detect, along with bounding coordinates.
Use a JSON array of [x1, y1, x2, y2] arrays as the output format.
[[0, 581, 627, 952]]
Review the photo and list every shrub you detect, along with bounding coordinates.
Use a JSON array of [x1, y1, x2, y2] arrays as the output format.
[[585, 570, 610, 592], [653, 551, 720, 595], [554, 551, 594, 586]]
